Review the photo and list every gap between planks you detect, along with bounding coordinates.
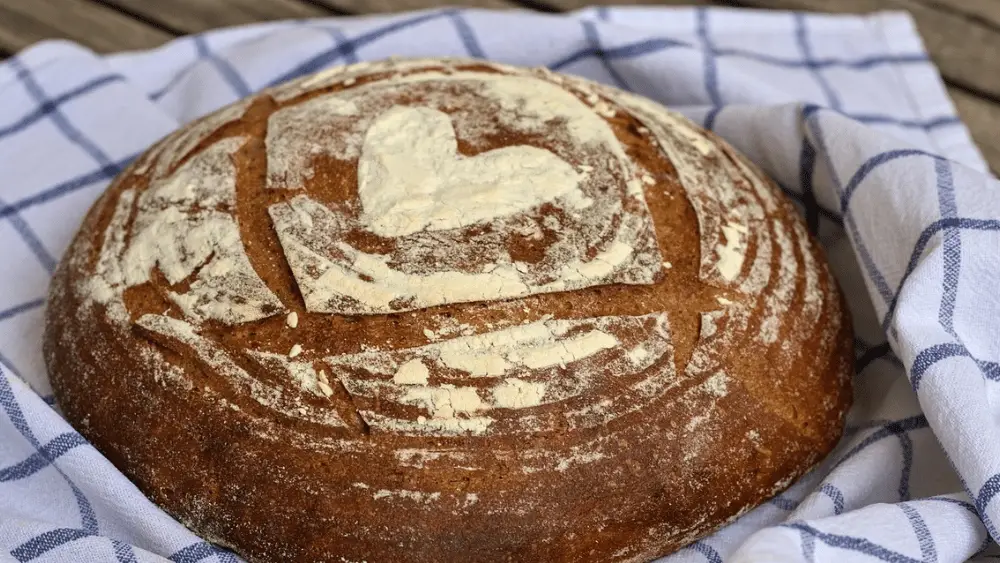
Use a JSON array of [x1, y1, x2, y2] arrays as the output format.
[[0, 0, 173, 53], [92, 0, 348, 36]]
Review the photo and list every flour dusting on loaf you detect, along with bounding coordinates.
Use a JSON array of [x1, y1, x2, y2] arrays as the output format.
[[46, 57, 852, 563], [330, 313, 672, 436], [87, 136, 284, 325], [265, 69, 664, 315]]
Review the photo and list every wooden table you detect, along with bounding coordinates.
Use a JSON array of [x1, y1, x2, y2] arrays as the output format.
[[2, 0, 997, 172]]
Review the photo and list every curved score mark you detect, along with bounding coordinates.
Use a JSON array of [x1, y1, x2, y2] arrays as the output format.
[[230, 95, 311, 313], [324, 313, 678, 437], [261, 66, 665, 316]]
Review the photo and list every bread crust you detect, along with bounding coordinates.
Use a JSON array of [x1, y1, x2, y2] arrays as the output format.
[[44, 58, 852, 563]]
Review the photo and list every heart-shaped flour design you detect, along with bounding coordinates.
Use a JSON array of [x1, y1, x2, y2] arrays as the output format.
[[358, 106, 583, 238]]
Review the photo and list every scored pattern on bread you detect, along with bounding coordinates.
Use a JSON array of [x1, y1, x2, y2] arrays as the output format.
[[47, 57, 853, 563], [329, 313, 673, 436], [135, 313, 350, 429], [265, 69, 665, 315], [85, 134, 285, 326]]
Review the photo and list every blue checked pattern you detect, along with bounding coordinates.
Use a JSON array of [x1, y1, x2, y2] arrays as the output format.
[[0, 6, 998, 562]]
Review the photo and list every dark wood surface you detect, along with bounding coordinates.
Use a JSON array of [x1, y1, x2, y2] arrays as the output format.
[[2, 0, 997, 171]]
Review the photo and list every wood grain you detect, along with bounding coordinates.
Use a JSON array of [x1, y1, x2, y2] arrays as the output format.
[[949, 85, 1000, 174], [542, 0, 714, 8], [911, 0, 1000, 29], [305, 0, 526, 13], [0, 0, 996, 171], [0, 0, 172, 54], [99, 0, 337, 34]]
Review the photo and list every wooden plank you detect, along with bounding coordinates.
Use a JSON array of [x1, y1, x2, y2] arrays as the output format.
[[542, 0, 717, 9], [100, 0, 338, 35], [306, 0, 524, 14], [949, 85, 1000, 174], [0, 0, 173, 54], [911, 0, 1000, 29]]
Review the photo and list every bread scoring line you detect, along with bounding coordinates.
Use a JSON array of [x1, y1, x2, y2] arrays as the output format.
[[265, 67, 665, 315], [328, 314, 668, 436], [74, 57, 817, 450]]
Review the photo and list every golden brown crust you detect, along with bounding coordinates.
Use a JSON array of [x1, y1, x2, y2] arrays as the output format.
[[44, 58, 852, 563]]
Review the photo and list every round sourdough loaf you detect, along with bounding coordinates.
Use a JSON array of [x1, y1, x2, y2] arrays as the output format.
[[44, 58, 852, 563]]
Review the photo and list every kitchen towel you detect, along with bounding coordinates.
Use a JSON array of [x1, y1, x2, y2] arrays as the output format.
[[1, 6, 998, 562]]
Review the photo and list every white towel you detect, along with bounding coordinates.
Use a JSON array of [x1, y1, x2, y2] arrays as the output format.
[[1, 7, 998, 562]]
